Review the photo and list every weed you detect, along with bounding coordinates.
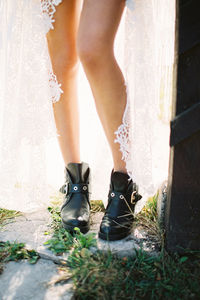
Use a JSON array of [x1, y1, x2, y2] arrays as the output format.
[[69, 247, 200, 300], [65, 196, 200, 300], [90, 200, 105, 213], [45, 196, 200, 300], [44, 206, 97, 255], [135, 193, 163, 249], [0, 208, 21, 227], [49, 191, 63, 207], [0, 240, 39, 273], [0, 208, 37, 273]]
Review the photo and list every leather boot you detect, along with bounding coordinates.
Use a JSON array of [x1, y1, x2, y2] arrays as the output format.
[[98, 170, 142, 241], [60, 162, 91, 234]]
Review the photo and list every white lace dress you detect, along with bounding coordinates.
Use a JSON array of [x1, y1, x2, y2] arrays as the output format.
[[0, 0, 175, 212]]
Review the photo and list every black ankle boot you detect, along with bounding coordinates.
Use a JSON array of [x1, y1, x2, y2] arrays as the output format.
[[98, 170, 142, 241], [60, 162, 91, 234]]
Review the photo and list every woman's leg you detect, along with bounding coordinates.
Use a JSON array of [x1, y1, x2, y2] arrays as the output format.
[[77, 0, 127, 173], [47, 1, 91, 234], [47, 0, 82, 165], [78, 0, 142, 241]]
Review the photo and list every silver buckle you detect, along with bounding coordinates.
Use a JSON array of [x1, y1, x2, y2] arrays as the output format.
[[64, 183, 68, 194], [131, 191, 137, 204]]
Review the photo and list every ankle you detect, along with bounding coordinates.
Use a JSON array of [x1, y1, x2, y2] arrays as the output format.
[[113, 167, 128, 175], [65, 160, 82, 167]]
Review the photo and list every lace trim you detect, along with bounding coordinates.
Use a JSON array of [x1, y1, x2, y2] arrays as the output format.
[[41, 0, 63, 103], [49, 71, 63, 103], [41, 0, 63, 33], [114, 83, 132, 177], [115, 0, 135, 176]]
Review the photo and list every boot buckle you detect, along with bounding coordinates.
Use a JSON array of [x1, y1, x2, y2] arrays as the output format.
[[131, 191, 137, 204], [64, 183, 68, 194]]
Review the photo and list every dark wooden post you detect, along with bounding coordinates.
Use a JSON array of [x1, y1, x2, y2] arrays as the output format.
[[165, 0, 200, 252]]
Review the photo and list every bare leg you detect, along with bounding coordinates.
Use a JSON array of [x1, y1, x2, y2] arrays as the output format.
[[47, 0, 82, 165], [77, 0, 127, 173]]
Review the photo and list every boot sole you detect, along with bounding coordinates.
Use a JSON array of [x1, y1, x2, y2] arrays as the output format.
[[98, 230, 132, 241], [62, 221, 90, 234]]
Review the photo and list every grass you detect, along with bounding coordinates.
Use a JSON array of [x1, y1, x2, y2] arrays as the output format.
[[43, 197, 104, 255], [0, 241, 39, 274], [50, 193, 105, 213], [0, 208, 21, 227], [0, 197, 200, 299], [90, 200, 105, 213], [62, 196, 199, 299], [134, 194, 164, 250], [69, 248, 200, 300], [45, 195, 200, 300], [0, 207, 39, 273], [45, 196, 200, 300], [44, 205, 97, 255]]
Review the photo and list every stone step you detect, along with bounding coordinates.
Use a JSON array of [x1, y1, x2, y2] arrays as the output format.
[[0, 208, 159, 264]]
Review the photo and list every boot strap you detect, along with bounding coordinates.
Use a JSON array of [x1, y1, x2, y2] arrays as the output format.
[[108, 189, 142, 205], [65, 183, 90, 194]]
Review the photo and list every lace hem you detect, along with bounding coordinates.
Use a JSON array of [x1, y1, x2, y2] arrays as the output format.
[[49, 71, 63, 103], [41, 0, 63, 103], [114, 83, 132, 177], [41, 0, 63, 33], [122, 0, 175, 200]]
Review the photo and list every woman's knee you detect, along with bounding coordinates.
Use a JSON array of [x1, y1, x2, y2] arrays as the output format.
[[77, 31, 113, 67], [47, 32, 79, 74], [57, 49, 78, 73], [51, 46, 79, 76]]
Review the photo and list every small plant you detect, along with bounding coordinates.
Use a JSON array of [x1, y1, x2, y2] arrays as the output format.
[[45, 197, 200, 300], [44, 206, 97, 255], [0, 241, 39, 265], [66, 196, 200, 299], [135, 193, 163, 249], [44, 227, 74, 255], [0, 209, 38, 273], [67, 247, 200, 300], [0, 208, 21, 227], [90, 200, 105, 213]]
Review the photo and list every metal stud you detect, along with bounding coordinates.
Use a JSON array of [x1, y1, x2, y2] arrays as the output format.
[[73, 186, 78, 191], [83, 186, 87, 191], [119, 194, 124, 200], [111, 192, 115, 197]]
